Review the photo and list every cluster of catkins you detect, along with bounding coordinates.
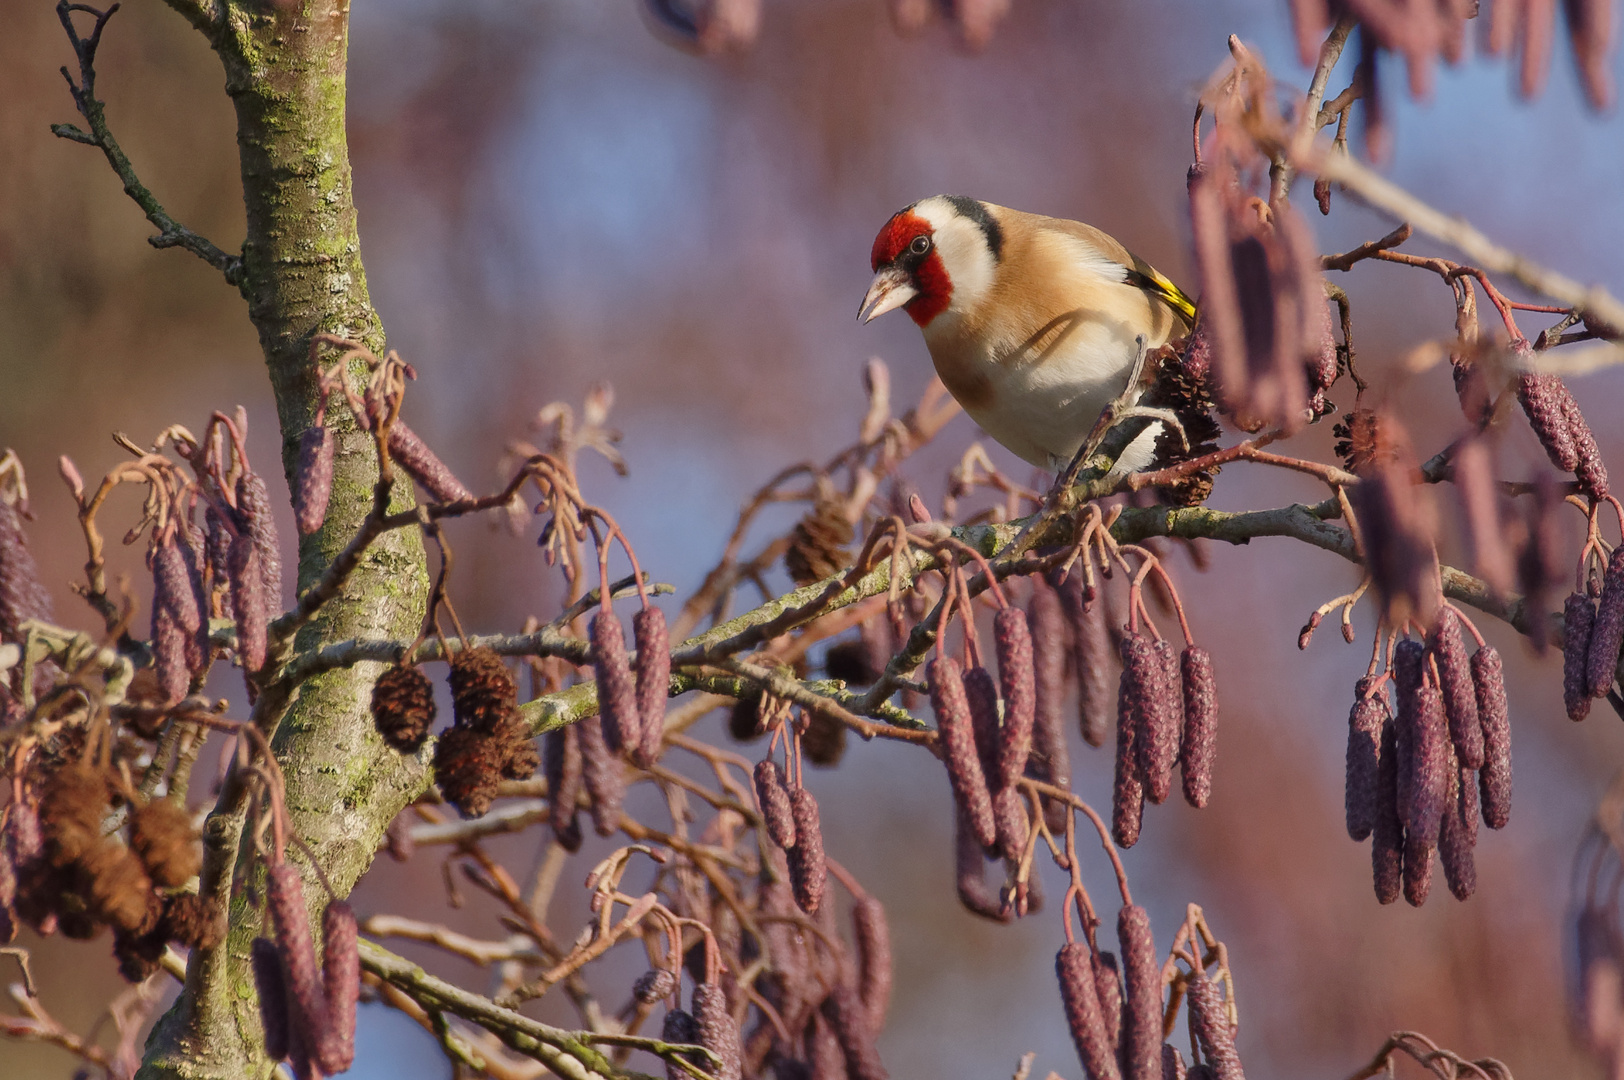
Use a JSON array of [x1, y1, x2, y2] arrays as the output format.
[[0, 759, 216, 982], [1112, 625, 1217, 850], [1511, 342, 1610, 504], [1056, 904, 1246, 1080], [1343, 609, 1509, 906], [1563, 547, 1624, 721], [250, 860, 359, 1080]]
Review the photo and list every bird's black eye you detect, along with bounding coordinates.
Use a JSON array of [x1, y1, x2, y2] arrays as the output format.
[[909, 234, 931, 256]]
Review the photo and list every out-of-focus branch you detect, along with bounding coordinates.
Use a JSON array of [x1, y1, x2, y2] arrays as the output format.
[[1343, 1030, 1512, 1080]]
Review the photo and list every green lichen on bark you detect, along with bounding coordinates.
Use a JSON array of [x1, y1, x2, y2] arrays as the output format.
[[138, 1, 430, 1076]]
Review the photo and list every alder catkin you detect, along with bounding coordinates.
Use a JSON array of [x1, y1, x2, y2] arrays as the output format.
[[1439, 765, 1477, 902], [1406, 685, 1449, 848], [754, 759, 797, 850], [1428, 609, 1483, 767], [1565, 591, 1598, 719], [578, 715, 624, 836], [1179, 646, 1217, 808], [1066, 583, 1114, 747], [152, 608, 189, 706], [693, 983, 743, 1080], [852, 895, 892, 1032], [821, 983, 889, 1080], [1515, 370, 1579, 472], [1057, 941, 1122, 1080], [1392, 639, 1424, 826], [1563, 390, 1611, 501], [992, 785, 1029, 865], [251, 936, 290, 1061], [633, 606, 671, 767], [235, 470, 282, 609], [589, 611, 638, 754], [1185, 978, 1245, 1080], [1345, 678, 1385, 842], [1118, 905, 1161, 1080], [387, 419, 475, 504], [929, 658, 996, 850], [994, 607, 1036, 791], [1163, 1044, 1188, 1080], [544, 725, 583, 852], [786, 786, 827, 915], [1093, 951, 1122, 1055], [954, 807, 1009, 923], [1472, 646, 1512, 829], [1113, 657, 1146, 849], [265, 863, 329, 1059], [228, 535, 267, 672], [0, 496, 52, 647], [1123, 635, 1176, 805], [963, 664, 1003, 787], [1029, 576, 1071, 771], [1402, 831, 1434, 907], [1588, 548, 1624, 699], [320, 900, 359, 1073], [293, 425, 335, 536], [1372, 716, 1403, 905]]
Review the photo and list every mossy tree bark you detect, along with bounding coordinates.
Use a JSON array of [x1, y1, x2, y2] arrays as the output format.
[[138, 1, 431, 1076]]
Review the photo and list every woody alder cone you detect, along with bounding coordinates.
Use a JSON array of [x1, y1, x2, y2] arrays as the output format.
[[372, 664, 437, 753], [448, 647, 519, 734]]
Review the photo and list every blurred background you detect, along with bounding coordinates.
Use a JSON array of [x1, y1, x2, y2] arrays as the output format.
[[2, 0, 1623, 1076]]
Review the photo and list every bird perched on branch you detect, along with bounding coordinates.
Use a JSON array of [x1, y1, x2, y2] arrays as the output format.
[[860, 195, 1196, 474]]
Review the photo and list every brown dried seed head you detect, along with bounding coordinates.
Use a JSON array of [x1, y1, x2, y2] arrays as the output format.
[[995, 607, 1037, 791], [801, 709, 848, 767], [113, 919, 167, 983], [1118, 904, 1162, 1080], [321, 901, 359, 1074], [955, 806, 1009, 923], [1428, 609, 1483, 766], [634, 967, 679, 1005], [963, 664, 1003, 788], [371, 664, 437, 753], [388, 420, 475, 503], [929, 658, 996, 850], [1404, 685, 1449, 847], [1564, 591, 1597, 720], [1345, 681, 1385, 843], [432, 724, 506, 819], [1515, 368, 1579, 472], [992, 786, 1029, 865], [1372, 716, 1403, 905], [826, 637, 884, 686], [81, 839, 156, 934], [852, 894, 892, 1032], [820, 982, 889, 1080], [1185, 977, 1245, 1080], [293, 426, 336, 536], [129, 798, 201, 889], [1472, 646, 1512, 829], [1439, 765, 1477, 902], [1588, 548, 1624, 699], [632, 607, 670, 767], [754, 759, 797, 850], [1057, 941, 1122, 1080], [589, 611, 638, 754], [41, 763, 108, 867], [785, 500, 854, 586], [1402, 832, 1434, 907], [786, 786, 827, 916], [544, 725, 584, 852], [1179, 645, 1217, 809], [0, 496, 52, 647], [235, 470, 282, 610], [161, 891, 223, 950], [227, 535, 267, 672], [493, 709, 539, 780], [448, 646, 519, 735], [578, 714, 625, 836], [251, 936, 290, 1061], [1093, 951, 1122, 1055], [7, 800, 41, 869]]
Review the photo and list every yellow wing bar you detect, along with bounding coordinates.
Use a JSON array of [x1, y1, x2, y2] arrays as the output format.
[[1126, 267, 1197, 324]]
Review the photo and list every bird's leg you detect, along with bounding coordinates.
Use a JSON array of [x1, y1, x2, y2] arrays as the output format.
[[1050, 335, 1160, 494]]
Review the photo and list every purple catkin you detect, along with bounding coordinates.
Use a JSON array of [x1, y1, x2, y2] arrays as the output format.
[[1056, 941, 1122, 1080], [1179, 646, 1217, 809], [963, 665, 1003, 787], [1372, 716, 1403, 905], [1030, 653, 1073, 837], [1164, 1044, 1188, 1080], [1151, 640, 1183, 801], [590, 611, 638, 755], [1472, 647, 1512, 829], [1065, 583, 1114, 747], [661, 1009, 703, 1080], [754, 759, 797, 850], [1428, 610, 1483, 768], [1564, 591, 1597, 719], [235, 471, 282, 610], [992, 786, 1029, 865], [994, 607, 1036, 791], [1118, 905, 1161, 1080], [153, 540, 201, 634], [1352, 462, 1438, 629], [1402, 831, 1434, 907], [1185, 978, 1245, 1080], [251, 937, 290, 1061], [577, 715, 624, 836], [929, 658, 996, 851], [1093, 951, 1122, 1055], [0, 498, 53, 647], [634, 968, 679, 1005], [204, 506, 234, 621], [1563, 390, 1611, 501], [1345, 681, 1386, 843], [1392, 640, 1425, 826], [387, 420, 475, 504], [177, 519, 210, 673], [1405, 685, 1449, 848], [693, 984, 744, 1080], [786, 786, 827, 915], [152, 609, 189, 705], [821, 983, 889, 1080], [806, 1012, 847, 1080], [1122, 635, 1175, 805], [852, 895, 892, 1032], [320, 901, 358, 1073], [954, 807, 1009, 923], [293, 426, 335, 535], [1587, 548, 1624, 699], [1515, 369, 1579, 472], [1029, 577, 1070, 768], [632, 607, 670, 767], [1439, 764, 1477, 901], [1113, 658, 1146, 849], [228, 535, 267, 672], [265, 864, 330, 1064], [544, 725, 583, 852]]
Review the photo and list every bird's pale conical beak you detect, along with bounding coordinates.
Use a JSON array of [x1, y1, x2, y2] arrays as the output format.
[[858, 267, 917, 323]]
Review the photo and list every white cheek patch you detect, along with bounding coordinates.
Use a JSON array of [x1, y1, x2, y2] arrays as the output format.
[[913, 197, 997, 314]]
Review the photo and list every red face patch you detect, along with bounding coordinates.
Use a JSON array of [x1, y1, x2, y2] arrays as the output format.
[[870, 211, 930, 271], [870, 209, 951, 327]]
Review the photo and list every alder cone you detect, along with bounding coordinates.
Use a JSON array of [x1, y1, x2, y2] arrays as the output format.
[[590, 611, 638, 754], [1472, 647, 1512, 829], [1185, 978, 1245, 1080], [1372, 717, 1403, 905], [1345, 679, 1385, 842], [1057, 941, 1122, 1080], [1565, 591, 1598, 720], [801, 709, 847, 767], [786, 786, 827, 915], [994, 607, 1037, 791], [1428, 609, 1483, 767], [80, 839, 155, 934], [1179, 646, 1217, 808], [929, 658, 996, 850], [449, 646, 519, 735], [633, 607, 671, 767], [129, 798, 201, 889], [371, 664, 437, 753], [634, 968, 679, 1005], [1588, 548, 1624, 698], [40, 763, 107, 867], [433, 725, 505, 819], [1118, 905, 1162, 1080], [754, 759, 797, 850], [661, 1008, 703, 1080]]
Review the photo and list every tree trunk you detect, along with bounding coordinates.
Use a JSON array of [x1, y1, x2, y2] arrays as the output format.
[[139, 2, 430, 1076]]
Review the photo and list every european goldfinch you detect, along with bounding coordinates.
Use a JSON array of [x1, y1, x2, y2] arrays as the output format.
[[860, 195, 1196, 472]]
